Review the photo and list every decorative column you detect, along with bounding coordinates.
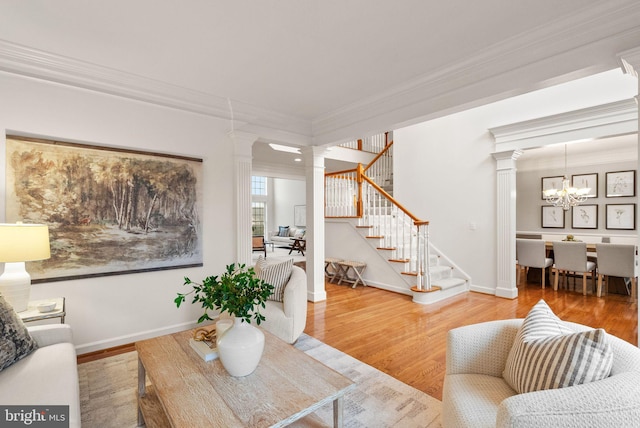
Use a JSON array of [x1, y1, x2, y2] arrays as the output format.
[[493, 150, 523, 299], [303, 146, 329, 302], [231, 131, 258, 266], [618, 46, 640, 348]]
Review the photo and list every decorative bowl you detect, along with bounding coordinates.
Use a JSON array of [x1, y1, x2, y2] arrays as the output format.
[[36, 302, 56, 313]]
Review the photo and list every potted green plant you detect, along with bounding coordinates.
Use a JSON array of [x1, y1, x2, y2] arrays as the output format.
[[174, 263, 273, 324], [174, 263, 274, 376]]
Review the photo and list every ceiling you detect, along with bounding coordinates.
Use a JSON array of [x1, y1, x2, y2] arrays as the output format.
[[1, 1, 639, 172], [518, 134, 638, 172], [0, 0, 623, 125]]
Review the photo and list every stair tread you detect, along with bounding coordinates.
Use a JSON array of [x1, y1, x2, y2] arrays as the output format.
[[366, 235, 384, 239], [389, 258, 410, 263], [377, 247, 395, 251], [355, 225, 373, 229], [432, 277, 467, 290]]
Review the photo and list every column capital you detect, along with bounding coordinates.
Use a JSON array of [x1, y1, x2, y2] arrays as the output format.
[[301, 146, 330, 168], [229, 131, 258, 158], [492, 150, 523, 170], [618, 46, 640, 78]]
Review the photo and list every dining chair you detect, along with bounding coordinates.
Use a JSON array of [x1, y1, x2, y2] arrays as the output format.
[[594, 243, 637, 299], [516, 239, 553, 288], [552, 241, 597, 295]]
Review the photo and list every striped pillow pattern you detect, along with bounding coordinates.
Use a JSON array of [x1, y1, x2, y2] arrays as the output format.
[[503, 299, 613, 394], [255, 256, 293, 302]]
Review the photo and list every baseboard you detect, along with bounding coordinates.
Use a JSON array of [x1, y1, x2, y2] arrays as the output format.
[[75, 320, 209, 355], [470, 284, 497, 295]]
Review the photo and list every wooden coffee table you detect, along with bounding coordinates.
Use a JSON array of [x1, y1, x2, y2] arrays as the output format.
[[136, 328, 354, 427]]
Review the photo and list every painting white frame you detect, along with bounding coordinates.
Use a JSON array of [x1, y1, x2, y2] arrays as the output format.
[[606, 204, 636, 230], [571, 204, 597, 229], [542, 206, 565, 228]]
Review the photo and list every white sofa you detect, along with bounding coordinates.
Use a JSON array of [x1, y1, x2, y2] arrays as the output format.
[[443, 319, 640, 427], [269, 227, 304, 246], [259, 265, 307, 344], [0, 324, 80, 427]]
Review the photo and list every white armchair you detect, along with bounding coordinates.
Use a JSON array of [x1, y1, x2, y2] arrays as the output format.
[[443, 319, 640, 428], [259, 265, 307, 344]]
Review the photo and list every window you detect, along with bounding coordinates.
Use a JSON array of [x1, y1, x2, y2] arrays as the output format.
[[252, 202, 266, 236], [252, 176, 267, 196], [252, 176, 268, 236]]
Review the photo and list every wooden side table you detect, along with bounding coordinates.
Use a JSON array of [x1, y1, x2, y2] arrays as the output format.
[[19, 297, 66, 324], [336, 261, 367, 288], [288, 238, 306, 256]]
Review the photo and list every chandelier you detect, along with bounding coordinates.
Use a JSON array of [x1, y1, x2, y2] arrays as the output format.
[[542, 145, 590, 211]]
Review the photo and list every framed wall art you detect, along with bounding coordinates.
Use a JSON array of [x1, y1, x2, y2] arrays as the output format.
[[541, 206, 565, 228], [6, 135, 204, 283], [294, 205, 306, 227], [606, 170, 635, 197], [541, 176, 564, 200], [571, 204, 597, 229], [606, 204, 636, 230], [571, 173, 598, 198]]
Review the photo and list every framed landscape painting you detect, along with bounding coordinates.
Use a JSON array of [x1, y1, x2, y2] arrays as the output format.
[[5, 136, 204, 283], [541, 206, 565, 228]]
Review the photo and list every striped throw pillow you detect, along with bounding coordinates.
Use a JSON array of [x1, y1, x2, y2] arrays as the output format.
[[255, 256, 293, 302], [503, 299, 613, 394]]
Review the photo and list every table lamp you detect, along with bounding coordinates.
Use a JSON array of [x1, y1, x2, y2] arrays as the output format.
[[0, 223, 51, 312]]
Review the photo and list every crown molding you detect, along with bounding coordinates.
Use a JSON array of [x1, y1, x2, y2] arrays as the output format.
[[489, 99, 638, 150], [0, 39, 312, 143], [2, 1, 640, 147], [311, 1, 640, 145], [618, 46, 640, 77]]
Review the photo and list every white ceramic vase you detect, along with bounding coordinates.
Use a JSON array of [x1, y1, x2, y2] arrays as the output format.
[[216, 317, 265, 377]]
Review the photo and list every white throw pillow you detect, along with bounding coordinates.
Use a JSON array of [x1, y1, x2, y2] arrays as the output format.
[[503, 299, 613, 394], [255, 256, 293, 302]]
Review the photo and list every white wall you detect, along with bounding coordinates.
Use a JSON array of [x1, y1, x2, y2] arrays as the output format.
[[0, 72, 237, 353], [393, 70, 637, 295], [271, 178, 305, 233], [394, 115, 497, 292]]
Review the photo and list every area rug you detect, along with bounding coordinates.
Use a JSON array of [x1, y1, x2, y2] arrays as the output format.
[[78, 333, 442, 427]]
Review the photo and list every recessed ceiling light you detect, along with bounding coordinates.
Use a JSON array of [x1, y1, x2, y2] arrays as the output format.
[[268, 143, 301, 154], [294, 158, 302, 162]]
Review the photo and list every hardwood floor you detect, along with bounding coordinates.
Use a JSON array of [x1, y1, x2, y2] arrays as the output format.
[[304, 280, 638, 400], [78, 278, 638, 402]]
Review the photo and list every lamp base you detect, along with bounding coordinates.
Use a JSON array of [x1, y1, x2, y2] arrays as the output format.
[[0, 262, 31, 312]]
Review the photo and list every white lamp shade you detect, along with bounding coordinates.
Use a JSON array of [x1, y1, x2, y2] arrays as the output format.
[[0, 223, 51, 262]]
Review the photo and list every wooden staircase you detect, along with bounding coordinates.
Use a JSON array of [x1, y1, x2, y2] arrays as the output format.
[[355, 219, 468, 304], [326, 133, 470, 304]]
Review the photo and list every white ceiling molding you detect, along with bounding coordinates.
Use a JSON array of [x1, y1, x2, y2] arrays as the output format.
[[618, 46, 640, 77], [0, 39, 312, 144], [489, 99, 638, 151], [311, 2, 640, 145], [1, 1, 640, 147]]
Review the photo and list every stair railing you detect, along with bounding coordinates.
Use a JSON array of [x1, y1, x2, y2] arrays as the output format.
[[325, 140, 432, 291]]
